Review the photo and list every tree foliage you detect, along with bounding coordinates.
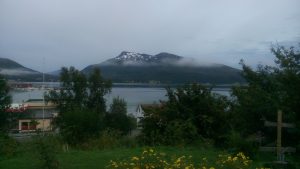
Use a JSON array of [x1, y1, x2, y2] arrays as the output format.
[[109, 97, 127, 115], [87, 68, 112, 114], [46, 67, 112, 144], [0, 76, 11, 132], [231, 44, 300, 146], [140, 83, 229, 145], [33, 134, 59, 169], [105, 97, 136, 135]]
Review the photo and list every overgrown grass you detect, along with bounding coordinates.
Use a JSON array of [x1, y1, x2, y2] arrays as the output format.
[[0, 145, 216, 169], [0, 143, 298, 169]]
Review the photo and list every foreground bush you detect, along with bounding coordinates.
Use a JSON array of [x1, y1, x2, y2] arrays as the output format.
[[140, 84, 229, 146], [106, 148, 268, 169], [0, 133, 17, 158], [79, 129, 138, 150], [33, 134, 60, 169]]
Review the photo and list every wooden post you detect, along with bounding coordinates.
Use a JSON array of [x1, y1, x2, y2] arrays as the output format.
[[277, 110, 282, 161], [260, 110, 296, 164]]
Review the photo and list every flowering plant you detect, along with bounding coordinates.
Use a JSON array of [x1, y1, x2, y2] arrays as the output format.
[[106, 148, 269, 169]]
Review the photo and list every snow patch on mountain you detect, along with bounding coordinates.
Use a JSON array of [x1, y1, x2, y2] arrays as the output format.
[[98, 51, 225, 68], [114, 51, 155, 65], [116, 51, 151, 60], [101, 51, 183, 66]]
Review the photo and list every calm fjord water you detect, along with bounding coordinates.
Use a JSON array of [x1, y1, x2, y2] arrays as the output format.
[[10, 86, 230, 115]]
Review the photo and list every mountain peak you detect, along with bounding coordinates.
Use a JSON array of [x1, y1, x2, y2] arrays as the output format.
[[82, 51, 244, 84], [102, 51, 182, 66], [116, 51, 153, 61]]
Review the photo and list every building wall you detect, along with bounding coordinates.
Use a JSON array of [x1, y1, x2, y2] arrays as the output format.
[[36, 119, 52, 131], [18, 119, 52, 132]]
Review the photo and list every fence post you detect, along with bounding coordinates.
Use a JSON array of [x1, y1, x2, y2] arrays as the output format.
[[277, 110, 282, 161]]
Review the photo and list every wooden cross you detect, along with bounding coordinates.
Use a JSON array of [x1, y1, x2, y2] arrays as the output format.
[[260, 110, 296, 163]]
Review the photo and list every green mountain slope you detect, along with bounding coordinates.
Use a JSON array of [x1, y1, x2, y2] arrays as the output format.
[[82, 52, 245, 84], [0, 58, 57, 82]]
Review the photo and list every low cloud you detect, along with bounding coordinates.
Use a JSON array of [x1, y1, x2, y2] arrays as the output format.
[[0, 0, 299, 71], [0, 68, 39, 76]]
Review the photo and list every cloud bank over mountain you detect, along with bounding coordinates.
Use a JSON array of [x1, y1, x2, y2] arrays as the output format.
[[0, 0, 299, 72]]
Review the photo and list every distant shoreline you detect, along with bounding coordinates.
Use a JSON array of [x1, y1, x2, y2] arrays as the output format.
[[8, 81, 246, 89]]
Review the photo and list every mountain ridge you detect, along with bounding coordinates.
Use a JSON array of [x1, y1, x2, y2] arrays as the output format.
[[82, 51, 245, 84], [0, 52, 245, 84], [0, 58, 57, 81], [100, 51, 183, 66]]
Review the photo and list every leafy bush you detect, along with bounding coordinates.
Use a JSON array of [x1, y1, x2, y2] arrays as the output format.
[[225, 130, 258, 157], [81, 129, 122, 150], [0, 133, 17, 158], [33, 134, 60, 169], [57, 107, 104, 145], [140, 84, 229, 146], [164, 120, 198, 145], [105, 97, 137, 135], [231, 45, 300, 145], [118, 136, 139, 148]]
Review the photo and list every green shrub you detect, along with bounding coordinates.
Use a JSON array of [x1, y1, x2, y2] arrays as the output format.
[[0, 133, 17, 158], [139, 84, 230, 146], [164, 120, 199, 146], [118, 136, 139, 148], [33, 134, 60, 169], [225, 130, 258, 157], [81, 129, 122, 150]]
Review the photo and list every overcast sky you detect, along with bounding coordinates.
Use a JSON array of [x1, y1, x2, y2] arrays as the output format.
[[1, 0, 300, 72]]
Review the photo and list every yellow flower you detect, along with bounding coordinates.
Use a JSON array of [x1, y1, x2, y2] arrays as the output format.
[[131, 156, 139, 161]]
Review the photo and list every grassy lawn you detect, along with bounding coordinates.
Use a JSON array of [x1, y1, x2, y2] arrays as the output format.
[[0, 145, 298, 169], [0, 146, 219, 169], [0, 147, 248, 169]]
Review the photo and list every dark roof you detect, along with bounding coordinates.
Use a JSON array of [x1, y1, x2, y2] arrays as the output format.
[[26, 99, 44, 102], [17, 109, 57, 119]]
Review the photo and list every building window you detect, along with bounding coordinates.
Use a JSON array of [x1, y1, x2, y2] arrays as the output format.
[[21, 121, 37, 130]]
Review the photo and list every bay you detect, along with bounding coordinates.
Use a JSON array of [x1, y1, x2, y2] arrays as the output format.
[[10, 83, 230, 115]]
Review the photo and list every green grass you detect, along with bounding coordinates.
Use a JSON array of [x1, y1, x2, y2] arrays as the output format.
[[1, 145, 299, 169], [0, 146, 220, 169]]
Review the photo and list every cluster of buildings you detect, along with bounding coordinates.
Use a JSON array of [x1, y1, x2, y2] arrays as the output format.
[[6, 99, 57, 133], [6, 98, 156, 133]]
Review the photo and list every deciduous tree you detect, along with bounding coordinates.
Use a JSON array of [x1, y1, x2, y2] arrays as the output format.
[[47, 67, 111, 144], [0, 76, 11, 132], [231, 44, 300, 146], [105, 97, 136, 135]]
